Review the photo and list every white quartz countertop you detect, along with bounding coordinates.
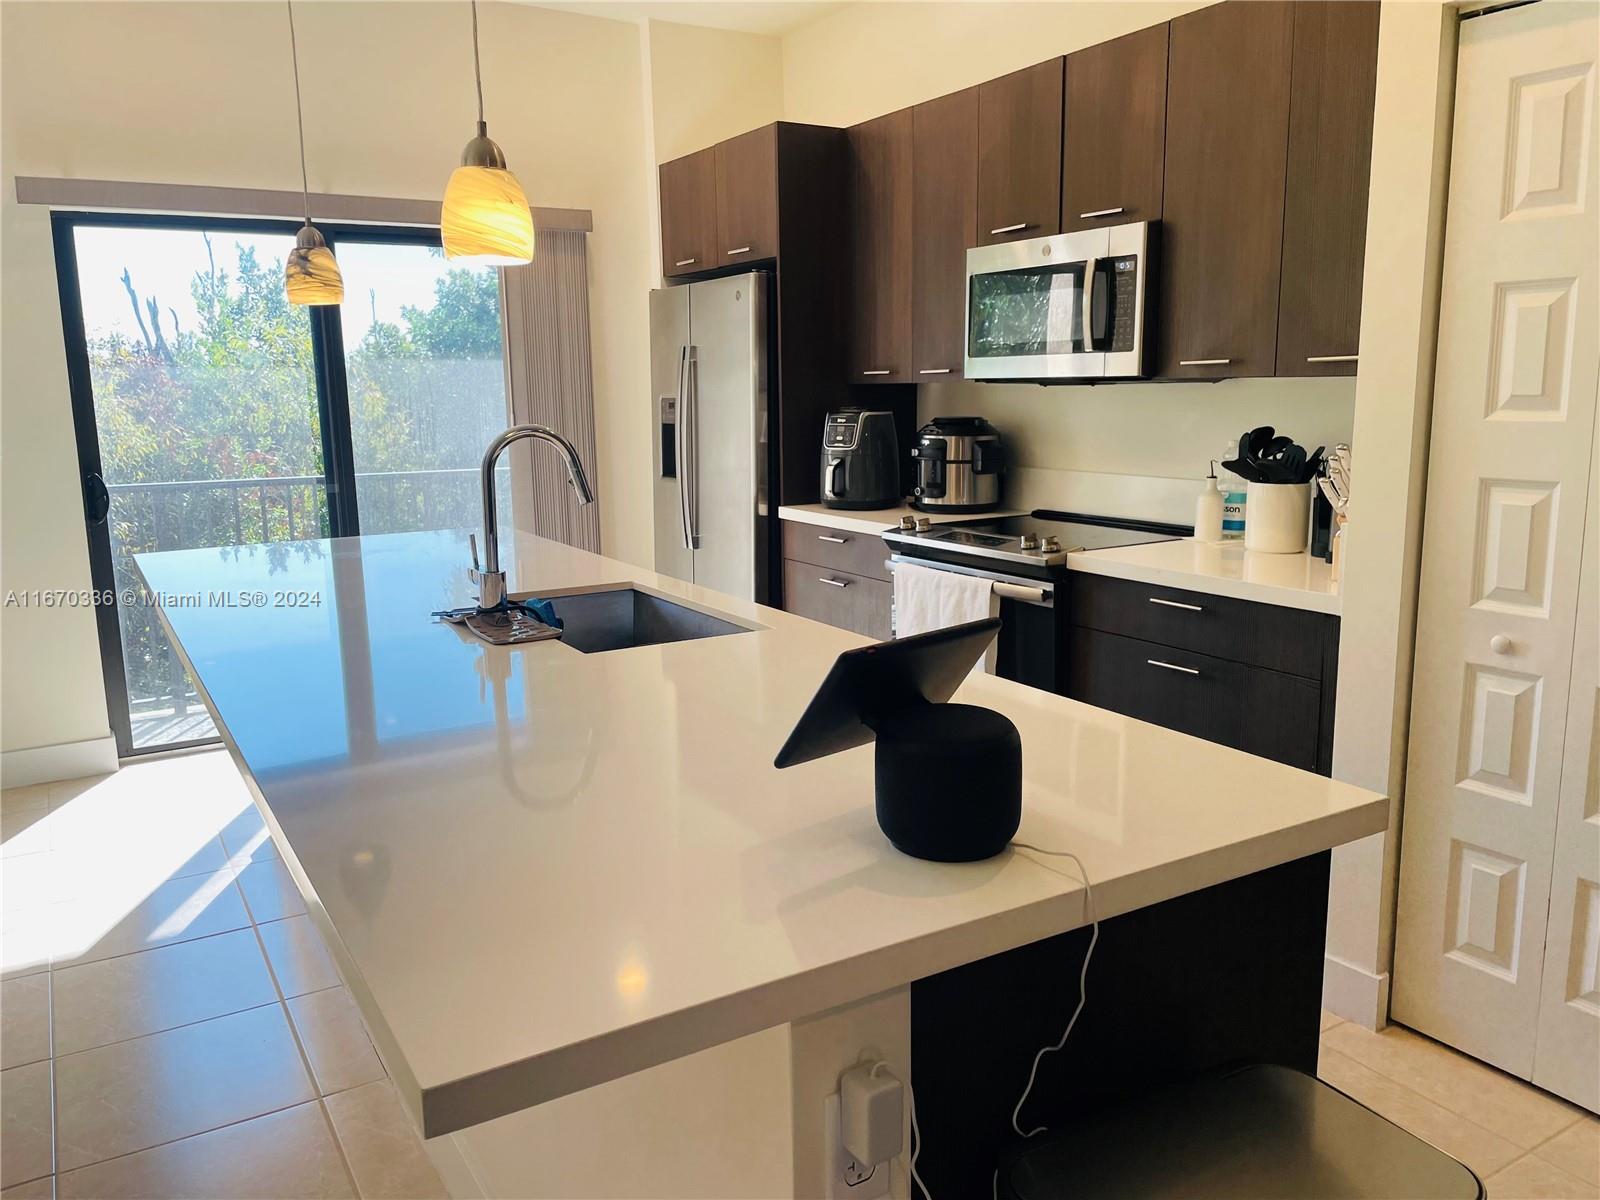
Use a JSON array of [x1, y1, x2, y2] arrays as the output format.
[[1070, 538, 1341, 615], [778, 502, 1022, 536], [137, 529, 1379, 1140]]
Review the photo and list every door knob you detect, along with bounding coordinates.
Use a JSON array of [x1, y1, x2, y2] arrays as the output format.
[[1490, 634, 1513, 655]]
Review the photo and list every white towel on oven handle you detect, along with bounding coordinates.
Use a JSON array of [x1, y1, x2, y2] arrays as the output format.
[[891, 560, 1000, 675]]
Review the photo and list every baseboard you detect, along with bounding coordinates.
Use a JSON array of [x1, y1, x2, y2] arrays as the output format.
[[1, 735, 119, 788], [1323, 953, 1391, 1030]]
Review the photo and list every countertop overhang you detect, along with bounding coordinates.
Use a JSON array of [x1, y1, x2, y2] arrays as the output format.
[[136, 529, 1383, 1139]]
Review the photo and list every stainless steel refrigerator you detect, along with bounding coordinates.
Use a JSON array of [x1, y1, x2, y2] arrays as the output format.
[[650, 273, 771, 603]]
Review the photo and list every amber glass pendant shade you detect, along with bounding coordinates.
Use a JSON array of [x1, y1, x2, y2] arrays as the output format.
[[285, 222, 344, 305], [442, 124, 535, 265]]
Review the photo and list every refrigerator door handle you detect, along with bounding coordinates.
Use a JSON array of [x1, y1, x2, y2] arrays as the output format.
[[676, 345, 693, 551], [684, 345, 701, 550]]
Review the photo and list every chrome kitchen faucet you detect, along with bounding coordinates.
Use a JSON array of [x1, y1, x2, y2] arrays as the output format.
[[472, 424, 595, 610]]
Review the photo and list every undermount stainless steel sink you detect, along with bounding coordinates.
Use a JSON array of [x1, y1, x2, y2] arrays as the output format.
[[539, 587, 751, 654]]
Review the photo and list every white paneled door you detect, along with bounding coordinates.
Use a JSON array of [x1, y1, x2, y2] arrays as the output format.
[[1533, 406, 1599, 1110], [1393, 0, 1599, 1107]]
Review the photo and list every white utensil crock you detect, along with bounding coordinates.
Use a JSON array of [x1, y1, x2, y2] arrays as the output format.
[[1244, 482, 1312, 554]]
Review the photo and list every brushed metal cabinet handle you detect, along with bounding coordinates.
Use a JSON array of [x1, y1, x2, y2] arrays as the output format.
[[817, 535, 848, 544], [1078, 207, 1126, 219], [1147, 659, 1200, 675], [918, 368, 952, 375], [988, 222, 1032, 235], [818, 577, 849, 588], [727, 246, 752, 255], [1149, 597, 1204, 612], [1306, 354, 1358, 363], [673, 257, 696, 267], [1179, 358, 1232, 367], [861, 369, 892, 376]]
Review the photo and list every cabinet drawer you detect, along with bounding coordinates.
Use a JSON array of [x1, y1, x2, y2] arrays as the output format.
[[1064, 627, 1321, 771], [784, 562, 892, 640], [1066, 572, 1331, 680], [781, 520, 891, 582]]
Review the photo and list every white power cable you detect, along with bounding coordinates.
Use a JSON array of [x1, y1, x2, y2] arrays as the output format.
[[872, 843, 1097, 1200], [1007, 842, 1099, 1141], [869, 1060, 932, 1200]]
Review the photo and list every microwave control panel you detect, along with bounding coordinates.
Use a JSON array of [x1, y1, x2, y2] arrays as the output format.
[[1109, 255, 1139, 353]]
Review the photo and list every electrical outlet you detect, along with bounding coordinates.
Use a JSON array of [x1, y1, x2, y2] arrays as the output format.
[[823, 1092, 890, 1199]]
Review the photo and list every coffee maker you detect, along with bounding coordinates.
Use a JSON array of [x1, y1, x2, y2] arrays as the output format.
[[821, 410, 900, 509]]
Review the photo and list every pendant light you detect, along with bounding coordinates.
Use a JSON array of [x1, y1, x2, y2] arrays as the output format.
[[283, 0, 343, 305], [441, 0, 535, 264]]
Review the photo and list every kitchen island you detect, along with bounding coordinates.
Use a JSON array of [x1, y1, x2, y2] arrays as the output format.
[[137, 528, 1386, 1198]]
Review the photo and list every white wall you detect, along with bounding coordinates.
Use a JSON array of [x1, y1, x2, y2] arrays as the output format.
[[0, 1, 656, 761], [778, 0, 1357, 513]]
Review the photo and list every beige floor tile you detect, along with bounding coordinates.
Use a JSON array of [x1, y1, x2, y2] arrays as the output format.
[[288, 988, 384, 1096], [1487, 1152, 1597, 1199], [44, 776, 111, 810], [325, 1080, 446, 1199], [1318, 1045, 1523, 1178], [1, 805, 51, 861], [51, 927, 277, 1056], [217, 806, 276, 863], [56, 1100, 354, 1200], [1, 916, 53, 980], [53, 1003, 313, 1171], [1320, 1008, 1343, 1032], [48, 867, 249, 969], [0, 1060, 54, 1188], [0, 1175, 54, 1199], [1322, 1022, 1584, 1150], [235, 858, 304, 923], [259, 915, 341, 998], [3, 854, 60, 915], [1, 786, 51, 813], [1, 974, 51, 1069], [1534, 1117, 1600, 1189]]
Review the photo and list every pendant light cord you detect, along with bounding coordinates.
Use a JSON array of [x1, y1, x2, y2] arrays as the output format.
[[286, 0, 310, 224], [471, 0, 486, 127]]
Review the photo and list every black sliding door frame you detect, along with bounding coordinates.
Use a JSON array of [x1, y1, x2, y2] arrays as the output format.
[[51, 211, 455, 757]]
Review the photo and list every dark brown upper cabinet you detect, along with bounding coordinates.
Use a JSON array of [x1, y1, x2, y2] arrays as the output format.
[[659, 147, 718, 279], [715, 125, 779, 265], [912, 87, 980, 378], [1060, 24, 1168, 234], [1276, 1, 1380, 378], [976, 59, 1064, 246], [848, 109, 915, 383], [1159, 1, 1294, 379]]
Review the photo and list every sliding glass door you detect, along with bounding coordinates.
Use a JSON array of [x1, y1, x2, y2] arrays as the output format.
[[53, 214, 508, 756], [332, 237, 510, 535]]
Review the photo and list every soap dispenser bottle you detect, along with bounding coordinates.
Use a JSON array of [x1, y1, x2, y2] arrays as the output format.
[[1194, 461, 1224, 542], [1219, 443, 1247, 541]]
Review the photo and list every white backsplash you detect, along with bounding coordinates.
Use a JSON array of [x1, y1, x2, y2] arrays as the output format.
[[919, 375, 1357, 524]]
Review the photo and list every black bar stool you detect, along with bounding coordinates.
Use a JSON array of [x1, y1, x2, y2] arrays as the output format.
[[997, 1064, 1484, 1199]]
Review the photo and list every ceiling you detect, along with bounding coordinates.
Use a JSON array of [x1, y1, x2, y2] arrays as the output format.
[[527, 1, 844, 36]]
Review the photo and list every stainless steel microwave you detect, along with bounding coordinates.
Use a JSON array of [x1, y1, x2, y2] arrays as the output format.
[[964, 221, 1155, 381]]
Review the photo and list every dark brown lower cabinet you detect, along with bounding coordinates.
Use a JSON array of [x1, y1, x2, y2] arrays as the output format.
[[781, 518, 893, 639], [784, 564, 891, 639], [1064, 574, 1338, 774]]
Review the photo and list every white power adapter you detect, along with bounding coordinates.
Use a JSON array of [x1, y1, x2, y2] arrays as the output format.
[[838, 1062, 905, 1168]]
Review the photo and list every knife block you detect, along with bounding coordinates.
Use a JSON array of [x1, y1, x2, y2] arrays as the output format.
[[872, 702, 1021, 862]]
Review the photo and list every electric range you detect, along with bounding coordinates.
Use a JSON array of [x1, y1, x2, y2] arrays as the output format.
[[881, 510, 1186, 694], [882, 511, 1181, 572]]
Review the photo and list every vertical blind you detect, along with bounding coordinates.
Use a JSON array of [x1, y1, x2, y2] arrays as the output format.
[[499, 229, 602, 552]]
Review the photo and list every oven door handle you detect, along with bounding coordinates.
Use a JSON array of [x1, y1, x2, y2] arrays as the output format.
[[886, 556, 1055, 607]]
